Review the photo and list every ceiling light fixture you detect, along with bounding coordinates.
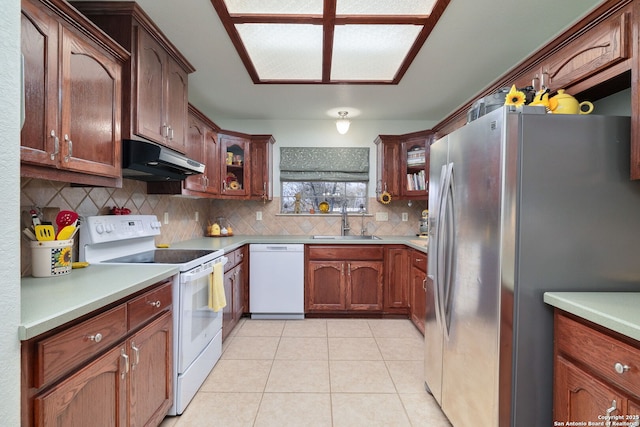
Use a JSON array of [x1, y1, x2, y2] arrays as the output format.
[[336, 111, 351, 135]]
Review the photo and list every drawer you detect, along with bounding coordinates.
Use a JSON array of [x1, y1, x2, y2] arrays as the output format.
[[412, 252, 427, 272], [307, 245, 384, 261], [35, 304, 127, 388], [127, 281, 172, 330], [556, 312, 640, 398], [224, 250, 236, 272]]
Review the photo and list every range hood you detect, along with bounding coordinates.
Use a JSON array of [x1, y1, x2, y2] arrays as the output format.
[[122, 139, 204, 181]]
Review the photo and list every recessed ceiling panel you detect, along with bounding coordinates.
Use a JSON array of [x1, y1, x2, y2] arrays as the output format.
[[336, 0, 436, 15], [236, 24, 323, 80], [223, 0, 323, 15], [331, 25, 422, 81], [211, 0, 450, 84]]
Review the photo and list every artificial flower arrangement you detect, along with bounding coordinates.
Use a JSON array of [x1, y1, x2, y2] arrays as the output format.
[[504, 85, 559, 113], [504, 85, 527, 108]]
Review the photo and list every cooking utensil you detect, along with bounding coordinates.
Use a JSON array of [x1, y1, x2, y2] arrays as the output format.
[[30, 209, 41, 226], [56, 225, 76, 240], [56, 210, 79, 229], [34, 224, 55, 241], [22, 228, 37, 241]]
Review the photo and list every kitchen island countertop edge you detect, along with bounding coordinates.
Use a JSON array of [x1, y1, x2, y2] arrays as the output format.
[[544, 292, 640, 342]]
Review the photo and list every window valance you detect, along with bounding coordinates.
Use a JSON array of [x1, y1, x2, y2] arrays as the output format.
[[279, 147, 369, 182]]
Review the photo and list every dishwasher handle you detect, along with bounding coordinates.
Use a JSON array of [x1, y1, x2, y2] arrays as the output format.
[[250, 244, 304, 252]]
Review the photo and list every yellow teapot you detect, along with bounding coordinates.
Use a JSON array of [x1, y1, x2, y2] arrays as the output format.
[[549, 89, 594, 115]]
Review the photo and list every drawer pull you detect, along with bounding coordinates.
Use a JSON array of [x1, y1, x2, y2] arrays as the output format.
[[85, 333, 103, 343], [614, 362, 630, 374], [148, 300, 161, 308]]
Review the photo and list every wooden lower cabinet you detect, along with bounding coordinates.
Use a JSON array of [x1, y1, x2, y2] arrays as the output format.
[[222, 247, 246, 339], [306, 245, 384, 314], [22, 282, 173, 427], [128, 312, 173, 427], [553, 310, 640, 426], [409, 250, 428, 334], [384, 247, 410, 313], [34, 344, 127, 427]]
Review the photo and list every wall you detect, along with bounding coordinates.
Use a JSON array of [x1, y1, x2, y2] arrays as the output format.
[[1, 0, 21, 424], [208, 118, 433, 237], [20, 178, 209, 276]]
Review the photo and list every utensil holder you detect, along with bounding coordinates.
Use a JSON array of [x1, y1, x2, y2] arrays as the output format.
[[30, 239, 74, 277]]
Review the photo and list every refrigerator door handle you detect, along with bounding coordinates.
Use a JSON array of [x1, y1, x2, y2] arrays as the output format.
[[433, 164, 449, 330], [439, 162, 455, 339]]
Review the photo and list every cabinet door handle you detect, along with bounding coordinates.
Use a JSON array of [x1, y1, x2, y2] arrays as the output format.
[[605, 400, 617, 427], [541, 70, 549, 89], [85, 332, 103, 343], [131, 341, 140, 369], [614, 362, 630, 374], [341, 263, 344, 276], [348, 263, 351, 276], [423, 278, 427, 291], [162, 123, 168, 138], [49, 130, 59, 160], [148, 300, 161, 308], [120, 348, 129, 379], [64, 134, 72, 162], [169, 126, 174, 140]]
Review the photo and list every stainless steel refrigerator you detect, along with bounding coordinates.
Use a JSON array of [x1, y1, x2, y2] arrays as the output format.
[[426, 106, 640, 427]]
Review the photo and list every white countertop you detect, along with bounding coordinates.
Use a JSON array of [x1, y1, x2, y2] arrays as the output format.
[[20, 264, 178, 340], [544, 292, 640, 342]]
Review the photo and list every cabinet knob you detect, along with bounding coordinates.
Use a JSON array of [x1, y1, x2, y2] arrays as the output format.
[[614, 362, 630, 374], [148, 300, 161, 308], [86, 333, 103, 343]]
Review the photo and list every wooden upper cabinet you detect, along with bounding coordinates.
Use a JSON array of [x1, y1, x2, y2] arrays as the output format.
[[183, 104, 220, 197], [375, 130, 432, 202], [543, 6, 630, 92], [74, 2, 195, 154], [135, 29, 166, 146], [20, 0, 127, 187], [513, 4, 631, 93], [249, 135, 275, 201], [375, 135, 401, 199], [220, 133, 250, 197]]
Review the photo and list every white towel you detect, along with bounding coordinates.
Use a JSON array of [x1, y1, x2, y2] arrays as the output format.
[[208, 262, 226, 312]]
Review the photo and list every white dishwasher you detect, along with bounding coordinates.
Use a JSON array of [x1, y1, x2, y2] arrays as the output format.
[[249, 244, 305, 319]]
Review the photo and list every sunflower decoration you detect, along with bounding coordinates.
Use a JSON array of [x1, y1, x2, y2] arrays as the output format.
[[504, 84, 526, 108], [54, 246, 72, 267], [379, 191, 392, 204]]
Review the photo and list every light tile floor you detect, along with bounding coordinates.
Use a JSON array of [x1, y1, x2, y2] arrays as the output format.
[[160, 318, 452, 427]]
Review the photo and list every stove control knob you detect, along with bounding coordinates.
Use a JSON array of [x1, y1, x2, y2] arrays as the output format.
[[96, 224, 105, 234]]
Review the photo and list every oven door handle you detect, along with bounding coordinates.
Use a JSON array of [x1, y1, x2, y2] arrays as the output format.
[[180, 265, 214, 284]]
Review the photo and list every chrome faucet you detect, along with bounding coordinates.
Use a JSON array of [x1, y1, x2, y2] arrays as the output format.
[[341, 202, 350, 236], [359, 204, 366, 236]]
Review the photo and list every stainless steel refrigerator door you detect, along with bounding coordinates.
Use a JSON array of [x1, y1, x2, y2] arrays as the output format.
[[425, 135, 448, 404], [440, 108, 504, 427]]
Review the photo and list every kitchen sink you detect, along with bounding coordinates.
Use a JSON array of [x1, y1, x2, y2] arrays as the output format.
[[311, 235, 381, 240]]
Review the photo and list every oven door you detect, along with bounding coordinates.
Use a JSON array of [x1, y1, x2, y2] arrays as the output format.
[[177, 259, 224, 373]]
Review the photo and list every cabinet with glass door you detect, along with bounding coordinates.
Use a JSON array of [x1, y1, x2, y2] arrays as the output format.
[[219, 133, 250, 197]]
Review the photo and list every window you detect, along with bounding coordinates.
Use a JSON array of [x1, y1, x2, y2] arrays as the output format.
[[281, 181, 368, 214], [279, 147, 370, 214]]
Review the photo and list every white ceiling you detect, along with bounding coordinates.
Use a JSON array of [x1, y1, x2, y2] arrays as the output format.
[[101, 0, 604, 123]]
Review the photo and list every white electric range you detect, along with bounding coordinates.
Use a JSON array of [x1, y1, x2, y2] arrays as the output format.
[[79, 215, 226, 415]]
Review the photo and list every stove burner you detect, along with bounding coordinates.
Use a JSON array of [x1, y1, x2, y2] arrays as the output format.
[[103, 249, 217, 264]]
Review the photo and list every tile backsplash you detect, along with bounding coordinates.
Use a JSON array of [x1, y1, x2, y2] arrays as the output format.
[[20, 178, 424, 276]]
